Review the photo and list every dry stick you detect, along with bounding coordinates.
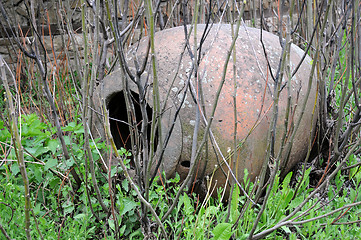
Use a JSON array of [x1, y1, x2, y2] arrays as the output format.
[[30, 209, 44, 240], [358, 1, 361, 73], [98, 37, 115, 83], [76, 95, 102, 223], [60, 0, 84, 94], [144, 0, 164, 205], [333, 31, 352, 159], [188, 36, 255, 204], [193, 20, 212, 185], [331, 179, 361, 225], [324, 219, 361, 226], [124, 10, 150, 238], [81, 0, 109, 214], [108, 149, 119, 240], [252, 137, 361, 240], [306, 0, 313, 45], [103, 105, 169, 239], [185, 5, 252, 203], [337, 76, 361, 117], [141, 1, 166, 236], [163, 0, 180, 29], [134, 71, 151, 210], [162, 7, 249, 221], [28, 0, 39, 56], [147, 25, 204, 185], [136, 59, 150, 212], [1, 57, 31, 240], [248, 14, 293, 240], [317, 22, 338, 152], [38, 40, 82, 189], [0, 220, 11, 240], [122, 57, 143, 192], [294, 185, 333, 223], [291, 0, 326, 78], [147, 21, 202, 186], [148, 31, 191, 186], [188, 0, 200, 191], [111, 0, 153, 236], [188, 72, 253, 203], [149, 66, 194, 187], [0, 0, 82, 190], [253, 22, 287, 204], [107, 0, 141, 180], [290, 1, 331, 198], [226, 5, 239, 221], [339, 106, 361, 150], [292, 201, 361, 224], [277, 0, 297, 165], [339, 5, 361, 151], [328, 12, 349, 92]]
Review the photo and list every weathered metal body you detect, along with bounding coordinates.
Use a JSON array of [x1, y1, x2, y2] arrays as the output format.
[[92, 24, 317, 195]]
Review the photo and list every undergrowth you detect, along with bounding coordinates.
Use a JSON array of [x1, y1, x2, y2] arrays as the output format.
[[0, 1, 360, 239], [1, 114, 361, 239]]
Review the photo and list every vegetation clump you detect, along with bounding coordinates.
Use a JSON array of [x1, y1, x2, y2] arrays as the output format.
[[1, 0, 361, 239]]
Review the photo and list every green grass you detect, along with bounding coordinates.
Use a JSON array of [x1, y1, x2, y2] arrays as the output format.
[[1, 114, 361, 239]]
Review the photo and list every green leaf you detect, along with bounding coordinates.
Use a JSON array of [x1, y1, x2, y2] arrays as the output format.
[[183, 193, 193, 215], [122, 179, 129, 192], [198, 207, 205, 218], [47, 139, 59, 154], [119, 225, 126, 236], [33, 168, 43, 183], [64, 205, 74, 214], [289, 195, 304, 211], [108, 219, 115, 231], [33, 203, 41, 215], [284, 191, 294, 207], [121, 198, 138, 215], [10, 163, 20, 175], [25, 146, 37, 156], [110, 166, 117, 177], [62, 201, 74, 214], [34, 146, 49, 158], [45, 158, 57, 170], [282, 171, 292, 190], [21, 115, 47, 138], [74, 213, 86, 219], [65, 156, 75, 167], [211, 223, 233, 240], [62, 122, 76, 131], [62, 121, 84, 134], [206, 206, 218, 215], [63, 135, 71, 145], [117, 194, 125, 216], [74, 127, 84, 134], [281, 226, 291, 234], [0, 123, 10, 141]]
